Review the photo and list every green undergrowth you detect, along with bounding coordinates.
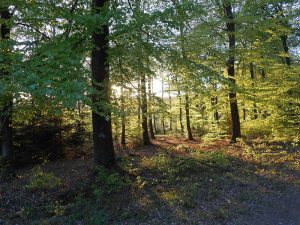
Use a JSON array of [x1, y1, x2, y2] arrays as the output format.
[[26, 166, 62, 190], [8, 139, 300, 225], [140, 151, 233, 184]]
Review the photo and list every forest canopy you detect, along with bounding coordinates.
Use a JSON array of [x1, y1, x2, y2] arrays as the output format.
[[0, 0, 299, 167]]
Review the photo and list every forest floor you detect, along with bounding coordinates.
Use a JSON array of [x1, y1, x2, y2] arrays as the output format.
[[0, 135, 300, 225]]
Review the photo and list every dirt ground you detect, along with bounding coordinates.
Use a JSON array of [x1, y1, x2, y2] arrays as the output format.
[[0, 135, 299, 225]]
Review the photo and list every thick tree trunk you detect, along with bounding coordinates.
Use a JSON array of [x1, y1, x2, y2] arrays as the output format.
[[185, 94, 193, 140], [121, 87, 126, 145], [223, 1, 241, 142], [148, 78, 155, 139], [91, 0, 115, 168], [141, 73, 150, 145], [0, 8, 13, 163], [0, 105, 12, 160]]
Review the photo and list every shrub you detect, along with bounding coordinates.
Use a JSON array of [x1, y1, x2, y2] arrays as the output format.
[[93, 166, 131, 200], [242, 120, 273, 139], [26, 166, 62, 190]]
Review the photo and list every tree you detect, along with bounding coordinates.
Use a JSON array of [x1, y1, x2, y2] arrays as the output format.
[[141, 72, 150, 145], [185, 94, 193, 140], [120, 86, 126, 145], [0, 6, 13, 164], [91, 0, 115, 168], [148, 77, 155, 139], [223, 0, 241, 142]]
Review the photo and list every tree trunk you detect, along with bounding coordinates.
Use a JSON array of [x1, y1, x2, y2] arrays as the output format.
[[148, 78, 155, 139], [175, 76, 184, 133], [281, 35, 291, 66], [137, 80, 141, 127], [179, 92, 184, 133], [162, 119, 166, 135], [185, 94, 193, 140], [250, 62, 258, 119], [153, 115, 157, 134], [141, 73, 150, 145], [168, 77, 173, 131], [0, 7, 13, 164], [91, 0, 115, 168], [223, 1, 241, 142], [261, 69, 266, 78], [211, 84, 219, 123], [121, 87, 126, 145], [161, 78, 166, 135]]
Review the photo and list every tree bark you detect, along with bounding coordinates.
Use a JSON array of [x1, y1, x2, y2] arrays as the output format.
[[250, 62, 258, 119], [148, 78, 155, 139], [161, 78, 166, 135], [0, 7, 13, 163], [168, 76, 173, 131], [91, 0, 115, 168], [212, 97, 219, 122], [141, 73, 150, 145], [185, 94, 193, 140], [223, 1, 241, 142], [281, 35, 291, 66], [137, 80, 141, 127], [121, 86, 126, 145], [211, 84, 219, 123]]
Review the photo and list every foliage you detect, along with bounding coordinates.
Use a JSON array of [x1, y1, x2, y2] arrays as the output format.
[[92, 166, 131, 200], [26, 166, 62, 190], [142, 150, 232, 184]]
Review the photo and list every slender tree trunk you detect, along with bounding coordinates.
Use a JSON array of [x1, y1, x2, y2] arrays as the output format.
[[141, 73, 150, 145], [250, 62, 258, 119], [281, 35, 291, 66], [168, 76, 173, 131], [169, 93, 172, 131], [261, 69, 266, 78], [77, 101, 85, 130], [121, 86, 126, 145], [0, 7, 13, 164], [185, 94, 193, 140], [137, 80, 141, 127], [161, 78, 166, 135], [223, 1, 241, 142], [153, 115, 157, 134], [211, 84, 219, 123], [176, 76, 184, 133], [214, 98, 220, 123], [179, 92, 184, 133], [151, 79, 157, 134], [148, 78, 155, 139], [91, 0, 115, 168]]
